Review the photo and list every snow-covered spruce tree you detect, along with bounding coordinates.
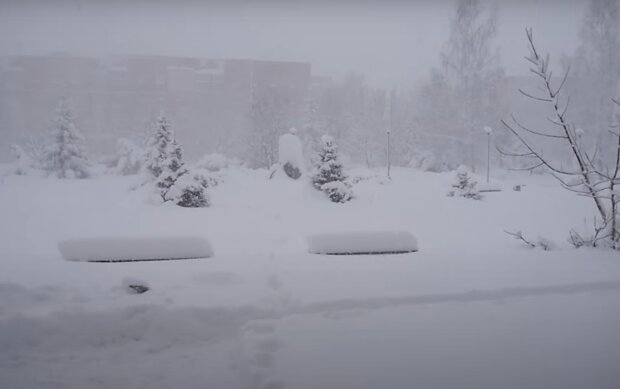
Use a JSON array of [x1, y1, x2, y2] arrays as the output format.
[[447, 165, 481, 200], [313, 135, 353, 203], [145, 114, 208, 207], [41, 97, 90, 179], [145, 115, 174, 179], [499, 29, 620, 249], [155, 138, 185, 197]]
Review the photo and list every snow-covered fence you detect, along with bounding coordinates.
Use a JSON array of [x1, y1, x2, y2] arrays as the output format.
[[58, 235, 214, 262], [307, 231, 418, 255]]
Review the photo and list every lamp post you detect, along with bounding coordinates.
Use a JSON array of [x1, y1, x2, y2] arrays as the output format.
[[386, 89, 395, 180], [386, 128, 391, 179], [484, 126, 493, 184]]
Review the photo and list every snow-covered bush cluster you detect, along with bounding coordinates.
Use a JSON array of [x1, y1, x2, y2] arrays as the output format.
[[193, 153, 232, 172], [408, 150, 453, 173], [5, 144, 40, 176], [312, 135, 353, 203], [505, 230, 557, 251], [107, 138, 144, 176], [145, 115, 209, 208], [447, 165, 481, 200]]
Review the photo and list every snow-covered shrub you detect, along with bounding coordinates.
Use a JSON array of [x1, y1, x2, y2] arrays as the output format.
[[167, 173, 210, 208], [191, 168, 223, 189], [321, 180, 353, 203], [409, 150, 452, 172], [312, 135, 353, 203], [505, 230, 557, 251], [8, 144, 37, 176], [447, 165, 481, 200], [112, 138, 144, 175], [194, 153, 230, 172], [41, 97, 90, 179]]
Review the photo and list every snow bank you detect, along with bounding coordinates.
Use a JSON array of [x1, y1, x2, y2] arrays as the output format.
[[58, 235, 214, 262], [307, 231, 418, 255]]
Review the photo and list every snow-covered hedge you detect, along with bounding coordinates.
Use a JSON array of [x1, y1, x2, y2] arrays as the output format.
[[58, 235, 214, 262], [307, 231, 418, 255]]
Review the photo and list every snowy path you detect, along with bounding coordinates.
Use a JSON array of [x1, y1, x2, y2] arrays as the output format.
[[3, 282, 619, 389]]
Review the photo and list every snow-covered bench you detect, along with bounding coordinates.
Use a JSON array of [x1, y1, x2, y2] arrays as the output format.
[[58, 235, 214, 262], [307, 231, 418, 255]]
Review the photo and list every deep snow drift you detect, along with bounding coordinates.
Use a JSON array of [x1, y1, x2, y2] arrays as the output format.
[[1, 166, 619, 389]]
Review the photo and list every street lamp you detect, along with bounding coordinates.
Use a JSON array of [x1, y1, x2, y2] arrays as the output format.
[[386, 128, 391, 179], [484, 126, 493, 184]]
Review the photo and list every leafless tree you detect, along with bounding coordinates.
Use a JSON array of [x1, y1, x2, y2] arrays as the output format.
[[500, 29, 620, 249], [564, 0, 620, 164], [438, 0, 505, 170]]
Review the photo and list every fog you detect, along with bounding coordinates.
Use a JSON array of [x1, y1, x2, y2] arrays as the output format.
[[1, 0, 585, 86]]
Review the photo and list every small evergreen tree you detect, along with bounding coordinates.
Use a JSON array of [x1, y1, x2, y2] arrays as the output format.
[[41, 97, 90, 179], [447, 165, 481, 199], [145, 114, 208, 207], [155, 140, 186, 196], [313, 135, 353, 203], [145, 115, 174, 179]]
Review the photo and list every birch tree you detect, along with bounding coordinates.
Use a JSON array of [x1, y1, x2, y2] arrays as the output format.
[[500, 29, 620, 249]]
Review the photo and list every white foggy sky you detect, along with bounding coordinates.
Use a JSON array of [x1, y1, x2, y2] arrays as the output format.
[[0, 0, 587, 87]]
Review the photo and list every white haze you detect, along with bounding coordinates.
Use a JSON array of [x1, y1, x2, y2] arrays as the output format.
[[0, 0, 585, 87]]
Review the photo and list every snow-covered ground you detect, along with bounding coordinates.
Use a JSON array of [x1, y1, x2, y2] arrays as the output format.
[[1, 167, 619, 389]]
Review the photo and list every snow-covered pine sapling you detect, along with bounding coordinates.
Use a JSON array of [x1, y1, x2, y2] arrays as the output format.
[[313, 135, 353, 203], [145, 114, 208, 207], [447, 165, 481, 200], [155, 139, 185, 195], [41, 97, 90, 179], [145, 115, 174, 180]]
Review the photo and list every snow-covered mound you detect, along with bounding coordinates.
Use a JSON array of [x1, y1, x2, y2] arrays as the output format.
[[278, 131, 305, 169], [307, 231, 418, 255], [58, 235, 214, 262]]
